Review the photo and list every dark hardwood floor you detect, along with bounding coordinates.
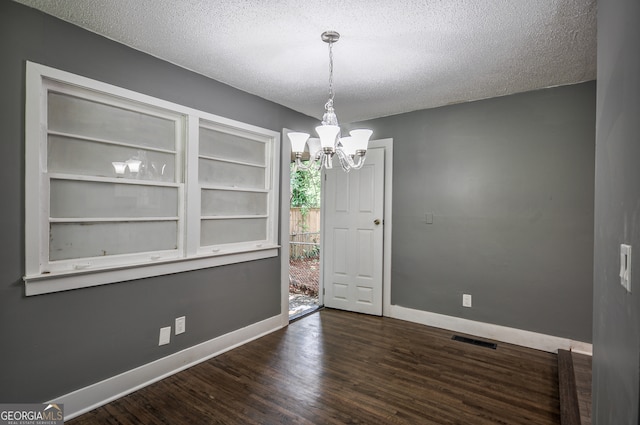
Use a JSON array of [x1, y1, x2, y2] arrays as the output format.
[[68, 309, 560, 424]]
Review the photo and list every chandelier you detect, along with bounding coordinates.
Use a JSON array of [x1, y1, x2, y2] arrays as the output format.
[[288, 31, 372, 172]]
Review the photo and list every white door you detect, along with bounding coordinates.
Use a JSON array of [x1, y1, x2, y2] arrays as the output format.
[[323, 147, 384, 315]]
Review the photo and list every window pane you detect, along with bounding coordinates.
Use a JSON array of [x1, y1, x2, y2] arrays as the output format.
[[200, 218, 266, 246], [50, 221, 177, 261], [199, 126, 265, 165], [198, 158, 264, 189], [201, 189, 267, 216], [48, 92, 176, 151], [48, 135, 176, 182], [51, 180, 178, 218]]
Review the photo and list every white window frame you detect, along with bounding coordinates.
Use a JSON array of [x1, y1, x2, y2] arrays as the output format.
[[36, 79, 187, 272], [24, 62, 280, 296], [196, 119, 277, 255]]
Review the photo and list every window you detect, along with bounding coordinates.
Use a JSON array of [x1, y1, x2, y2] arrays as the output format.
[[198, 121, 274, 251], [24, 62, 280, 295]]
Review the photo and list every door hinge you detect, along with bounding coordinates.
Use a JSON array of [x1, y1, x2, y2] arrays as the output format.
[[323, 288, 325, 295]]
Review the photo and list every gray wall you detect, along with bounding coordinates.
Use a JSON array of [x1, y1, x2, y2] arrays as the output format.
[[0, 2, 315, 402], [592, 0, 640, 422], [351, 82, 595, 342]]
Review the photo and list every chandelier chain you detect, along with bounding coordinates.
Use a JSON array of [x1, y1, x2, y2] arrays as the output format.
[[328, 40, 334, 103]]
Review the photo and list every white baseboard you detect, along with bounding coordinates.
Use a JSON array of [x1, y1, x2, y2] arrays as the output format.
[[49, 315, 284, 421], [569, 347, 593, 356], [389, 305, 592, 355]]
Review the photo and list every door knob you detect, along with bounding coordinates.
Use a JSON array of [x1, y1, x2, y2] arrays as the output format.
[[374, 219, 381, 225]]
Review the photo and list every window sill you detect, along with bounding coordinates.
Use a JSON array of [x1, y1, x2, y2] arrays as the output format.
[[23, 246, 279, 296]]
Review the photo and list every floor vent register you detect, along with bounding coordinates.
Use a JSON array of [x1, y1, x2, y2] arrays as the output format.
[[451, 335, 497, 349]]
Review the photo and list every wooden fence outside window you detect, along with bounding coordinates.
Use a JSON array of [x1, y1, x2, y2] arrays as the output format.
[[289, 208, 320, 259]]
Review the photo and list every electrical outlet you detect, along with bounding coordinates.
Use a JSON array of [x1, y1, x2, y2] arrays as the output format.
[[175, 316, 186, 335], [159, 326, 171, 346], [462, 294, 472, 308]]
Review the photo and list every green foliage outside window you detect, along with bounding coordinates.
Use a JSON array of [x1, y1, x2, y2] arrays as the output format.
[[289, 162, 321, 259], [290, 162, 321, 210]]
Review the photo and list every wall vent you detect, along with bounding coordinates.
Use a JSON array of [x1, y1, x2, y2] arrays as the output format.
[[452, 335, 497, 349]]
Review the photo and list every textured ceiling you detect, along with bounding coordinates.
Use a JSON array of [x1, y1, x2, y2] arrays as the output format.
[[14, 0, 597, 123]]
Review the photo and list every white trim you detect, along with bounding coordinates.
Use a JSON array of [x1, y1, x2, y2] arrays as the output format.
[[45, 78, 187, 122], [389, 304, 593, 354], [319, 155, 326, 307], [200, 186, 269, 193], [31, 62, 192, 117], [185, 116, 200, 257], [199, 118, 274, 142], [49, 173, 181, 187], [201, 215, 269, 220], [47, 130, 178, 154], [25, 247, 278, 296], [49, 217, 180, 223], [48, 314, 284, 421], [368, 139, 393, 318], [570, 348, 593, 356], [280, 129, 293, 326], [25, 62, 44, 278], [198, 154, 267, 168], [266, 131, 281, 258]]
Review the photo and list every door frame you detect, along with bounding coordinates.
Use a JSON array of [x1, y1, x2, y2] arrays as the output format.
[[280, 129, 293, 327], [319, 138, 393, 317], [280, 132, 393, 325], [372, 138, 393, 317]]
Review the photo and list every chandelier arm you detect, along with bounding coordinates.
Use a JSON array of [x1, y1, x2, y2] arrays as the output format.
[[294, 157, 314, 171], [293, 150, 327, 171], [349, 153, 367, 170], [335, 148, 354, 172], [324, 152, 333, 169], [312, 151, 324, 171], [313, 156, 323, 172]]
